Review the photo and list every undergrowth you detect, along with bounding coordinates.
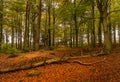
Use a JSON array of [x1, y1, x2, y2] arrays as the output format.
[[0, 44, 22, 57]]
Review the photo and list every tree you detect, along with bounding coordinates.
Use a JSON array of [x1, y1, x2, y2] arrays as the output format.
[[1, 0, 120, 53], [24, 1, 30, 49], [0, 0, 3, 49], [73, 0, 78, 47], [33, 0, 42, 51], [48, 0, 52, 46], [96, 0, 112, 53], [91, 0, 96, 47]]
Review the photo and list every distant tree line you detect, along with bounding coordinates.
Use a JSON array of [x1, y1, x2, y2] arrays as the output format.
[[0, 0, 120, 53]]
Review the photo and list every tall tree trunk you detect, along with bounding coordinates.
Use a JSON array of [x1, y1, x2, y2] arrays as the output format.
[[24, 1, 30, 50], [11, 17, 15, 47], [69, 22, 73, 48], [0, 0, 3, 49], [18, 15, 22, 49], [52, 5, 55, 46], [96, 0, 112, 53], [34, 0, 42, 51], [98, 14, 102, 46], [74, 0, 78, 47], [5, 30, 8, 45], [45, 10, 48, 47], [32, 12, 36, 50], [91, 0, 95, 47], [87, 22, 90, 46], [48, 0, 51, 46], [102, 0, 112, 53], [80, 27, 83, 47], [15, 26, 18, 48], [113, 24, 116, 46], [96, 0, 103, 46]]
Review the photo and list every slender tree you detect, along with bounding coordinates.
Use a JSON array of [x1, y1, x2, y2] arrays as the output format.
[[73, 0, 78, 47], [0, 0, 3, 49], [34, 0, 42, 51], [91, 0, 96, 47], [24, 1, 30, 49], [96, 0, 103, 46], [52, 1, 56, 46], [48, 0, 52, 46]]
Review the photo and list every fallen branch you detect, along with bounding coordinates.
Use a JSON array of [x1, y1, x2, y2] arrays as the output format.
[[0, 53, 104, 74], [68, 58, 106, 66], [0, 57, 69, 74]]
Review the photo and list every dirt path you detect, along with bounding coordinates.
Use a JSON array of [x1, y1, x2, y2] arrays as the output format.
[[0, 49, 120, 82]]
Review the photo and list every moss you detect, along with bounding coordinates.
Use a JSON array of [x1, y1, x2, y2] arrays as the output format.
[[26, 70, 41, 77]]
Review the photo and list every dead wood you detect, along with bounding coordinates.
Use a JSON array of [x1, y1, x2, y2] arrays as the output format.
[[68, 58, 106, 66], [0, 54, 105, 74]]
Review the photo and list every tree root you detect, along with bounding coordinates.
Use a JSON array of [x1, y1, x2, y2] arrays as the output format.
[[66, 58, 106, 66]]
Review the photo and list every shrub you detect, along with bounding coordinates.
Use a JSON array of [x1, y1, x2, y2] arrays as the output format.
[[0, 44, 22, 57]]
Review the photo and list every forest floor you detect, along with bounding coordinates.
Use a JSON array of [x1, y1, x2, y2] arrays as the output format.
[[0, 47, 120, 82]]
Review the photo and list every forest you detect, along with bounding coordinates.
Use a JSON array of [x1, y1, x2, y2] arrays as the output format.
[[0, 0, 120, 82]]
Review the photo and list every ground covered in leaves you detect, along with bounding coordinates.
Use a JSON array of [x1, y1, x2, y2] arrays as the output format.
[[0, 47, 120, 82]]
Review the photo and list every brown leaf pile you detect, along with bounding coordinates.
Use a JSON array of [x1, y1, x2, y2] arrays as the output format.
[[0, 48, 120, 82]]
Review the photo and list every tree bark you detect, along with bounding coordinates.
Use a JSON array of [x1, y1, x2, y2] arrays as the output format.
[[48, 0, 51, 46], [34, 0, 42, 51], [91, 0, 96, 47], [113, 24, 116, 46], [74, 0, 78, 47], [52, 3, 55, 46], [0, 0, 3, 49], [11, 17, 15, 47], [96, 0, 112, 53], [24, 1, 30, 49], [98, 14, 102, 46]]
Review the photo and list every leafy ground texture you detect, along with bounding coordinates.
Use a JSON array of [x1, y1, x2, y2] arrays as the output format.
[[0, 47, 120, 82]]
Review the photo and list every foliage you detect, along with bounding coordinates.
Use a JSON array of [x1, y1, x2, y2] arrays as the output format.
[[0, 44, 22, 56], [0, 0, 120, 52], [22, 47, 32, 52]]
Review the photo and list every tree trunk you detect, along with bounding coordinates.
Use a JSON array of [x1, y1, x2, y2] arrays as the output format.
[[87, 22, 90, 46], [18, 15, 22, 49], [48, 0, 51, 46], [96, 0, 112, 53], [97, 1, 103, 46], [11, 17, 15, 47], [34, 0, 42, 51], [91, 0, 96, 47], [69, 22, 73, 48], [74, 0, 78, 47], [52, 5, 55, 46], [118, 24, 120, 44], [113, 24, 116, 46], [98, 14, 102, 46], [24, 1, 30, 50], [0, 0, 3, 49], [102, 0, 112, 53], [5, 30, 8, 45]]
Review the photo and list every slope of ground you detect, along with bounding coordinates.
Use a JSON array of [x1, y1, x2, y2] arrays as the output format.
[[0, 47, 120, 82]]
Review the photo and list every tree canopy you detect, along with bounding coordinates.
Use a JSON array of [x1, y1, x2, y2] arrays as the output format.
[[0, 0, 120, 53]]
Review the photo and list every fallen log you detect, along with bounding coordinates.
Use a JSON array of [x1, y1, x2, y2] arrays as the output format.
[[0, 57, 68, 74], [0, 53, 105, 74]]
